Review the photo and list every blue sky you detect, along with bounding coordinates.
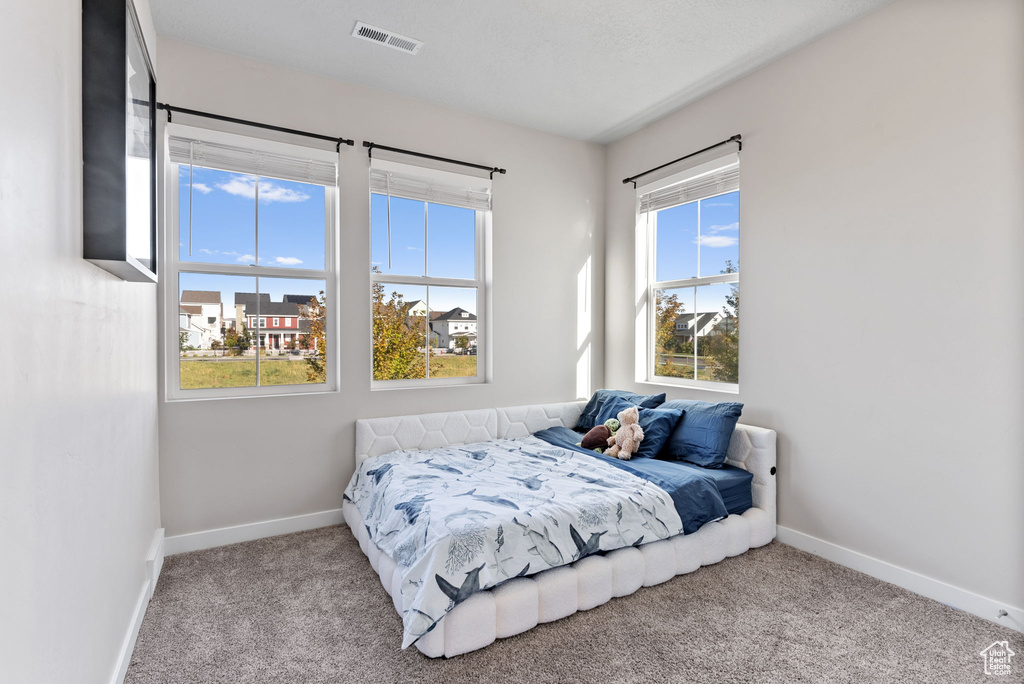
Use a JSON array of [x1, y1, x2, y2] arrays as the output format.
[[176, 168, 732, 318], [370, 193, 477, 313], [176, 169, 476, 314], [179, 167, 326, 269], [654, 190, 739, 314], [177, 167, 326, 308]]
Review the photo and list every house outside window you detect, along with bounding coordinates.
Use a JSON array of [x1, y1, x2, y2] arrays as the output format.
[[369, 159, 490, 387], [163, 124, 337, 399], [636, 153, 739, 391]]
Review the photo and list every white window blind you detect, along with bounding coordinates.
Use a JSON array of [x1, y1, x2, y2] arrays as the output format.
[[168, 136, 337, 186], [639, 163, 739, 214], [370, 159, 491, 212]]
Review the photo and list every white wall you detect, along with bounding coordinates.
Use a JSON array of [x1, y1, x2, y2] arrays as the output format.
[[0, 2, 162, 683], [156, 39, 605, 537], [605, 0, 1023, 613]]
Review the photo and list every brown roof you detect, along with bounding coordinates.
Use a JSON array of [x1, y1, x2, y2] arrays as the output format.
[[180, 290, 221, 304], [179, 305, 202, 315]]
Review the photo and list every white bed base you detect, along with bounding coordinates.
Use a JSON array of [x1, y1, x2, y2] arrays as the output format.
[[347, 400, 777, 658]]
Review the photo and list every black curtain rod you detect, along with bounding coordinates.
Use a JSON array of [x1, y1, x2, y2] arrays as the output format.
[[622, 134, 741, 188], [364, 141, 506, 179], [157, 103, 355, 151]]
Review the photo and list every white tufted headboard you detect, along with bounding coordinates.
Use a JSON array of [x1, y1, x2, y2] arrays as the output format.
[[355, 402, 586, 466], [354, 401, 776, 514]]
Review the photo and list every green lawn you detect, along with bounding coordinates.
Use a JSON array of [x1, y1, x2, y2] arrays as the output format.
[[655, 360, 716, 382], [429, 355, 477, 378], [180, 358, 316, 389], [182, 353, 477, 388]]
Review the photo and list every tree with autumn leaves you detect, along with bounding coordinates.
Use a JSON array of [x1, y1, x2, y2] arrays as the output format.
[[371, 267, 439, 380], [703, 260, 739, 383], [654, 259, 738, 383], [371, 281, 428, 380], [654, 289, 686, 361], [301, 270, 440, 383], [304, 291, 328, 383]]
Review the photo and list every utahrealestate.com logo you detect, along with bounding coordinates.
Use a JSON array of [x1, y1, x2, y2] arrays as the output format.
[[980, 641, 1015, 676]]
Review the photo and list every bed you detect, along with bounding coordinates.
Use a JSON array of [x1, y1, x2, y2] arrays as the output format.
[[344, 400, 776, 658]]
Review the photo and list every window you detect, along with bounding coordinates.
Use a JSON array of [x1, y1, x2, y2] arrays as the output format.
[[636, 154, 739, 391], [164, 124, 337, 398], [272, 317, 279, 327], [369, 159, 489, 386], [207, 316, 216, 324]]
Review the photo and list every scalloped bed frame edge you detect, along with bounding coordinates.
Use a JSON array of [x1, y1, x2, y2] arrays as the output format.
[[348, 400, 777, 658]]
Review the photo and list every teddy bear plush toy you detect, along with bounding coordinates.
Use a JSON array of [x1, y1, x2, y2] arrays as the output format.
[[579, 417, 621, 452], [605, 405, 644, 460]]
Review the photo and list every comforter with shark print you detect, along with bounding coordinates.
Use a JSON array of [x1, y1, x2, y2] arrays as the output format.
[[343, 436, 684, 648]]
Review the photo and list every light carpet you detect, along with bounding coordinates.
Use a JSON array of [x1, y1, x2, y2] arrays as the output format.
[[126, 526, 1020, 683]]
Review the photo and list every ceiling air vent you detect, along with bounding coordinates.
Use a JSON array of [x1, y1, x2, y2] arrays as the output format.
[[352, 21, 423, 55]]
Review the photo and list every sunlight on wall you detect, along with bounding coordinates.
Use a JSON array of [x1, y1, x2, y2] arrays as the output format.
[[576, 254, 592, 399]]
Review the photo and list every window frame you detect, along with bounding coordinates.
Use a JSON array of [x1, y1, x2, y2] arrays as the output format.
[[369, 166, 490, 390], [162, 123, 339, 401], [635, 154, 740, 393]]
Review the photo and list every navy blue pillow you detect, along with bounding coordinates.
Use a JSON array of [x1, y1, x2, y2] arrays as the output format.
[[595, 396, 683, 459], [576, 389, 666, 431], [660, 400, 743, 468]]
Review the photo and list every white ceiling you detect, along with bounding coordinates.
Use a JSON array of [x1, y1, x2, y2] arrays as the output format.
[[150, 0, 892, 143]]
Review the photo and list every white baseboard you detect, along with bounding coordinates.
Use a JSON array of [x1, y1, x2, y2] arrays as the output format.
[[111, 528, 165, 684], [777, 526, 1022, 634], [146, 528, 164, 600], [164, 508, 346, 556]]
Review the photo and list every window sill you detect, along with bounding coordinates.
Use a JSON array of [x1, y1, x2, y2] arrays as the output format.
[[638, 378, 739, 395], [371, 378, 488, 391], [164, 386, 339, 403]]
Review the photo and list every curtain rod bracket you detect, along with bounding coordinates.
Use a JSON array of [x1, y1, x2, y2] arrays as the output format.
[[623, 134, 742, 187], [158, 102, 172, 122]]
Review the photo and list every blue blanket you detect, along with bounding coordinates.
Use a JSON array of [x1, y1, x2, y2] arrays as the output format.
[[533, 426, 752, 534]]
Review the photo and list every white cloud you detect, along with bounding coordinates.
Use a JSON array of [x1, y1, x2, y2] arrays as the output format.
[[704, 202, 734, 207], [695, 235, 738, 248], [216, 175, 309, 203], [406, 246, 424, 252], [259, 183, 310, 203], [705, 222, 738, 234], [192, 182, 212, 194], [273, 256, 303, 266], [236, 254, 255, 262], [217, 176, 258, 199]]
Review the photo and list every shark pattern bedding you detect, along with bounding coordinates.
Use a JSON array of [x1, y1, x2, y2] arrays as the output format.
[[343, 436, 684, 649]]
